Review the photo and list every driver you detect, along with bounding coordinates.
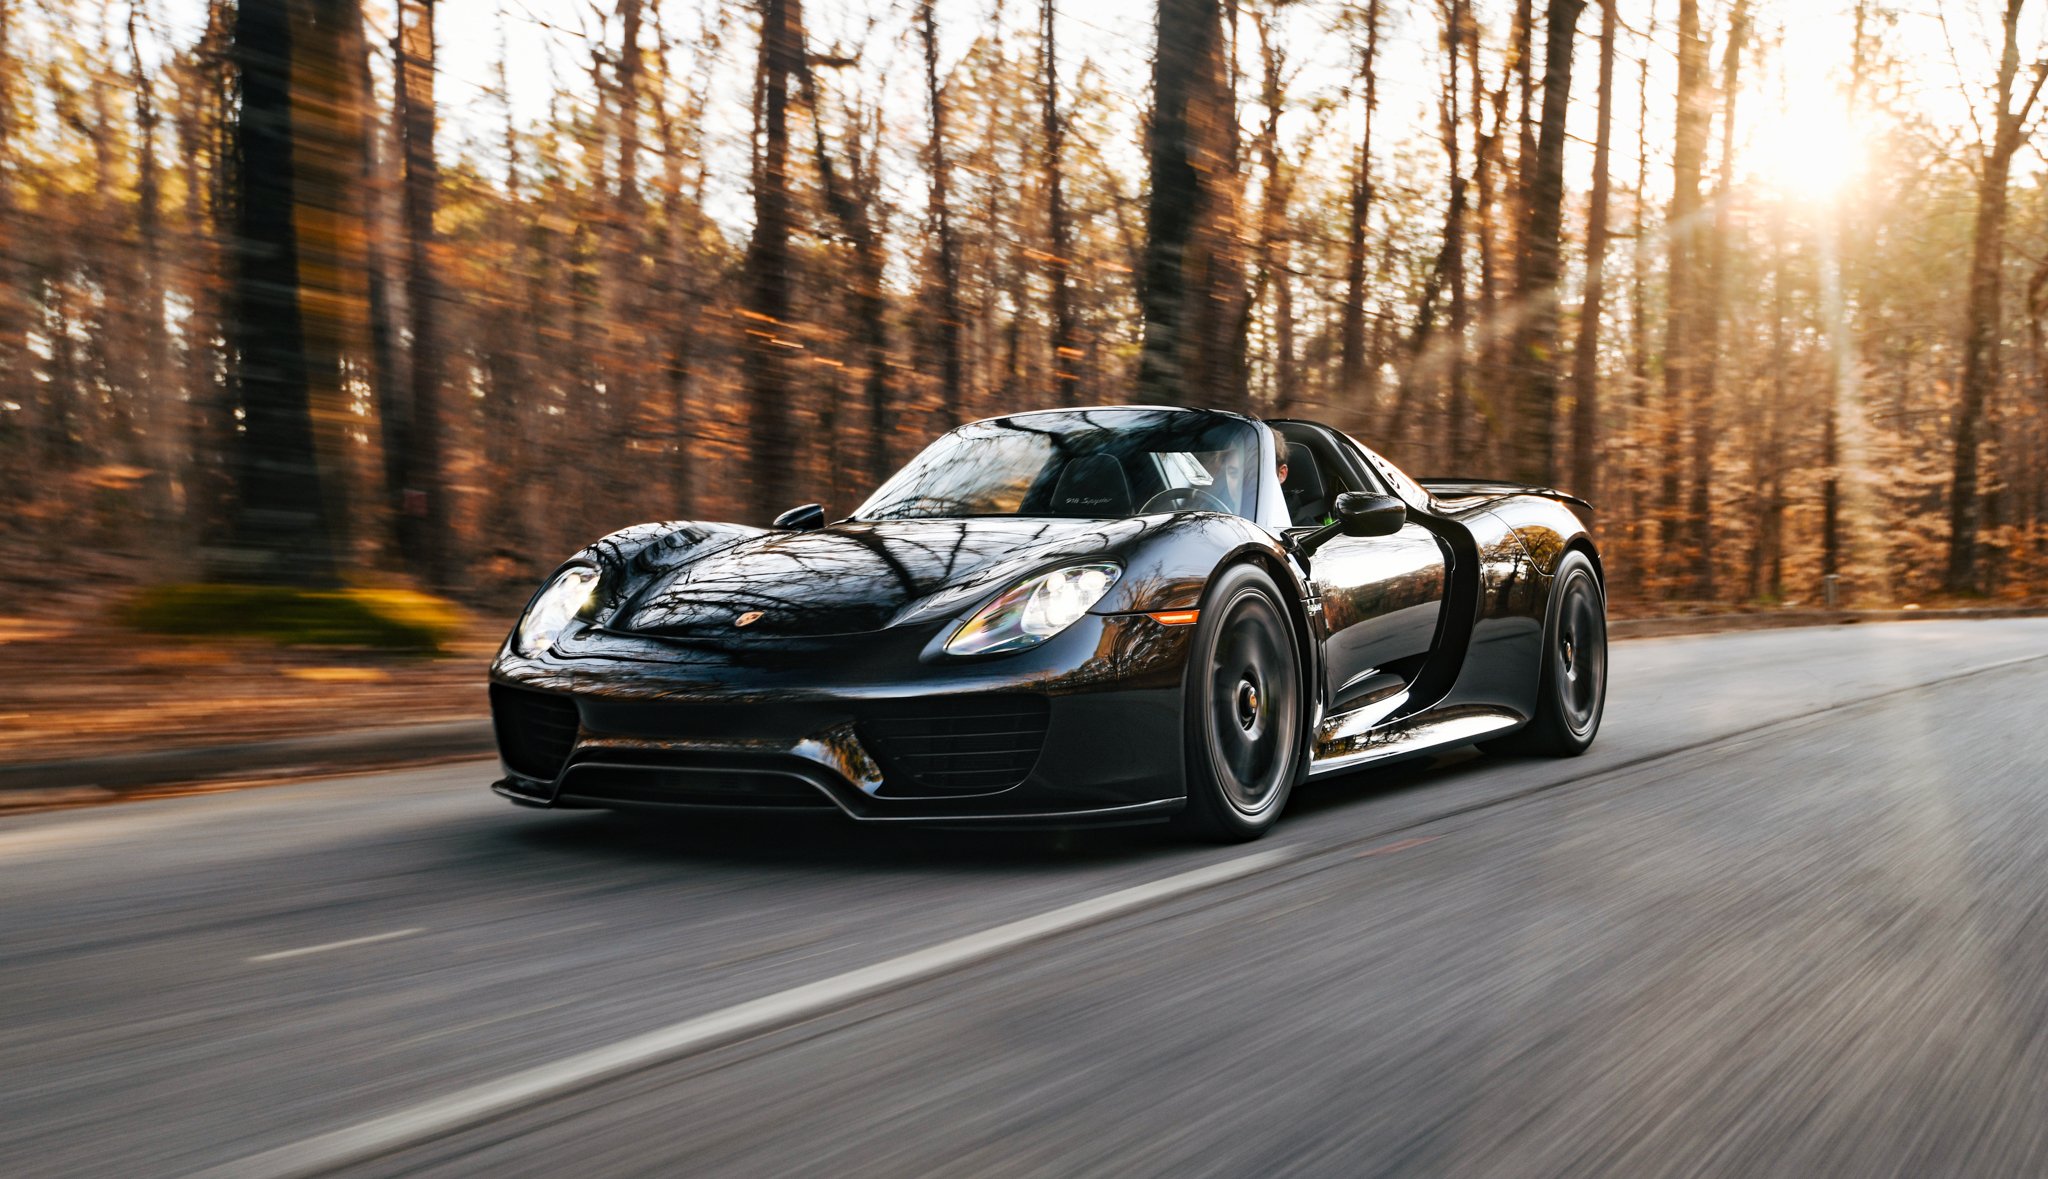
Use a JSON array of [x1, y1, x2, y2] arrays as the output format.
[[1207, 427, 1287, 513]]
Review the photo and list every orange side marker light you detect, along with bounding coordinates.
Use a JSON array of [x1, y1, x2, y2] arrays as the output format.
[[1148, 609, 1201, 626]]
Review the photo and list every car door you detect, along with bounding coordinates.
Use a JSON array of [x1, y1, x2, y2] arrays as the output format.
[[1277, 425, 1450, 717]]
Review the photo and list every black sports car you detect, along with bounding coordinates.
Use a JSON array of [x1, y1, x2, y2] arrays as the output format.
[[490, 406, 1605, 840]]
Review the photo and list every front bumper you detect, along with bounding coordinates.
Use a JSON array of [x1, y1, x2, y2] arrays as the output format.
[[488, 611, 1195, 825]]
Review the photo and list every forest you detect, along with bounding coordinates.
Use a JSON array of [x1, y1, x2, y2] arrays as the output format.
[[2, 0, 2047, 615]]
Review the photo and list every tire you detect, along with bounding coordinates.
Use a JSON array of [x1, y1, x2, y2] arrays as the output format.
[[1493, 549, 1606, 757], [1175, 564, 1306, 842]]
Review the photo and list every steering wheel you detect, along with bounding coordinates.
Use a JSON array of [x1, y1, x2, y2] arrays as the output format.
[[1141, 486, 1234, 515]]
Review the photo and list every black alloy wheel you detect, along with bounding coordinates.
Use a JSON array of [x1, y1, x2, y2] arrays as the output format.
[[1495, 549, 1606, 757], [1178, 564, 1304, 842]]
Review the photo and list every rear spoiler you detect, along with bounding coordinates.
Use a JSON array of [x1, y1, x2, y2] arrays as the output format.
[[1416, 478, 1594, 516]]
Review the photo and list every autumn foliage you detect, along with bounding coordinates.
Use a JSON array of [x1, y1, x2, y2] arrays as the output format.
[[2, 0, 2047, 616]]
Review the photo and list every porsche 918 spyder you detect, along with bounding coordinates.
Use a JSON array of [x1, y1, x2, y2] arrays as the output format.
[[489, 406, 1606, 841]]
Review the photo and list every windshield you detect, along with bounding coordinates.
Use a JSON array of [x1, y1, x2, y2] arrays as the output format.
[[855, 408, 1263, 522]]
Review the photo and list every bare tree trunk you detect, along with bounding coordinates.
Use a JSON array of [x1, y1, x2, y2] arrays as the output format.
[[394, 0, 450, 585], [797, 62, 892, 491], [349, 0, 404, 562], [1753, 200, 1788, 602], [129, 0, 183, 527], [480, 27, 531, 542], [613, 0, 643, 213], [178, 0, 237, 530], [1437, 0, 1470, 469], [1947, 0, 2045, 593], [0, 0, 21, 501], [1338, 0, 1380, 417], [601, 0, 645, 486], [1508, 0, 1534, 274], [295, 0, 376, 563], [1139, 0, 1245, 410], [1470, 23, 1508, 466], [651, 15, 706, 516], [1815, 10, 1863, 590], [920, 0, 964, 424], [1659, 0, 1708, 597], [1567, 0, 1614, 500], [1620, 1, 1654, 602], [1249, 10, 1298, 414], [1041, 0, 1078, 397], [1506, 0, 1585, 487], [745, 0, 801, 512], [1686, 0, 1747, 598], [219, 0, 337, 583]]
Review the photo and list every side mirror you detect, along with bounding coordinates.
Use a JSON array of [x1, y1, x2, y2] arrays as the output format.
[[1335, 492, 1407, 537], [773, 503, 826, 531]]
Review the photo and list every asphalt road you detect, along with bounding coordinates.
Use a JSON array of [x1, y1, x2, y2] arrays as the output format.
[[5, 619, 2048, 1178]]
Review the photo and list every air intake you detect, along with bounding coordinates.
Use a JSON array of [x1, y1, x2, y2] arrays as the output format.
[[490, 684, 580, 783], [857, 695, 1051, 795]]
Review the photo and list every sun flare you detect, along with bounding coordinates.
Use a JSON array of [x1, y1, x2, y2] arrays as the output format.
[[1750, 103, 1869, 203]]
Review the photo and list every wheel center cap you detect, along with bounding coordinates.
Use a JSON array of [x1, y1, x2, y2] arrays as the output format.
[[1236, 679, 1260, 729]]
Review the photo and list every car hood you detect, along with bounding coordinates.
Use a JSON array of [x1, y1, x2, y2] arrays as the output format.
[[614, 517, 1147, 638]]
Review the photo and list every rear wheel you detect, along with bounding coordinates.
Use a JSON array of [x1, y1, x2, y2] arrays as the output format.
[[1494, 549, 1605, 757], [1176, 565, 1305, 842]]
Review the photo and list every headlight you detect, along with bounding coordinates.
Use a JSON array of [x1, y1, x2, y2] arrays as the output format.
[[945, 564, 1120, 656], [515, 565, 601, 656]]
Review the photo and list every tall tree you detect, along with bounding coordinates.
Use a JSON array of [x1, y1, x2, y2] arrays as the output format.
[[1249, 5, 1300, 414], [129, 0, 181, 522], [394, 0, 449, 585], [1946, 0, 2046, 593], [1659, 0, 1709, 594], [920, 0, 963, 423], [1686, 0, 1748, 597], [797, 59, 892, 489], [353, 0, 402, 551], [744, 0, 802, 510], [0, 0, 20, 499], [294, 0, 375, 561], [1567, 0, 1615, 498], [1505, 0, 1585, 486], [1338, 0, 1381, 416], [1041, 0, 1078, 397], [1621, 1, 1655, 600], [1139, 0, 1245, 409], [604, 0, 647, 462], [1671, 0, 1753, 593], [1436, 0, 1471, 467], [1470, 16, 1509, 464], [1823, 2, 1873, 590], [218, 0, 337, 583]]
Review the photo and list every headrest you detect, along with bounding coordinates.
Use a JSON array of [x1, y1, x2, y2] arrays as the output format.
[[1049, 454, 1132, 517], [1282, 442, 1325, 500]]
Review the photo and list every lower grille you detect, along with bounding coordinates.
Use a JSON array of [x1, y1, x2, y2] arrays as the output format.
[[558, 763, 834, 809], [491, 684, 580, 782], [858, 695, 1051, 795]]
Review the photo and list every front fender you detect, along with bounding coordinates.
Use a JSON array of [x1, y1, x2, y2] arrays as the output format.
[[1090, 513, 1302, 615]]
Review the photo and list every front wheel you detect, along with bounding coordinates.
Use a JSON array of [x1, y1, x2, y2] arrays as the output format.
[[1495, 549, 1606, 757], [1176, 565, 1305, 842]]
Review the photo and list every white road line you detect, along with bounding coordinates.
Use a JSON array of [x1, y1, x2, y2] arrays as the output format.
[[192, 849, 1290, 1179], [247, 928, 426, 963]]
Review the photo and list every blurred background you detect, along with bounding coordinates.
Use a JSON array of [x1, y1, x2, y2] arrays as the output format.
[[1, 0, 2046, 755], [10, 6, 2048, 1174]]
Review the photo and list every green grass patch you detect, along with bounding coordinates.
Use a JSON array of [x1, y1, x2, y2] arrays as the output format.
[[121, 584, 468, 653]]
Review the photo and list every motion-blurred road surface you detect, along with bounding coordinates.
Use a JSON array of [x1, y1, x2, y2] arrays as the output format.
[[6, 620, 2048, 1178]]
